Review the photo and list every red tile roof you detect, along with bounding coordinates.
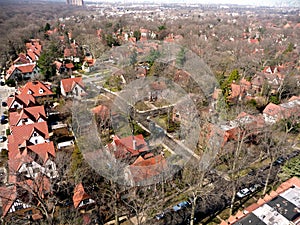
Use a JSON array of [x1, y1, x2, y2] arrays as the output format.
[[65, 62, 74, 69], [129, 154, 167, 184], [91, 105, 110, 121], [19, 81, 54, 98], [0, 185, 17, 218], [8, 142, 55, 173], [109, 135, 149, 158], [7, 92, 36, 110], [73, 183, 91, 209], [61, 77, 84, 93], [263, 103, 283, 116], [14, 53, 30, 64], [8, 121, 49, 158], [9, 105, 46, 127]]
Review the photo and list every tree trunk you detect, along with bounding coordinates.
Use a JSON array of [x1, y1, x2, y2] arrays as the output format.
[[263, 163, 273, 195], [114, 202, 120, 225], [190, 196, 197, 225], [229, 181, 236, 216]]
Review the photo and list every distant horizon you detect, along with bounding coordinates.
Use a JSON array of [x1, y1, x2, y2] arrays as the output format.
[[36, 0, 300, 7]]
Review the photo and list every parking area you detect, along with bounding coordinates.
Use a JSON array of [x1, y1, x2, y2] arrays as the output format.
[[0, 85, 16, 151]]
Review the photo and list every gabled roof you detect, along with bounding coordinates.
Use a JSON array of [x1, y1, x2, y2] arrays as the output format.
[[109, 134, 149, 158], [8, 121, 49, 158], [129, 154, 167, 184], [73, 183, 91, 209], [91, 105, 110, 121], [19, 81, 54, 97], [7, 92, 36, 110], [27, 142, 56, 162], [263, 103, 283, 116], [9, 105, 46, 127], [61, 77, 84, 93], [8, 142, 55, 173], [0, 185, 17, 218], [14, 53, 30, 64]]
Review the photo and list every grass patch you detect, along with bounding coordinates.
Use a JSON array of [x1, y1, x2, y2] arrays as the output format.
[[135, 101, 151, 111]]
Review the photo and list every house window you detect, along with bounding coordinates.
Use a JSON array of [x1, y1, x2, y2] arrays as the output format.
[[47, 164, 52, 170], [33, 132, 38, 137], [35, 139, 38, 144], [39, 88, 44, 94], [28, 90, 32, 94]]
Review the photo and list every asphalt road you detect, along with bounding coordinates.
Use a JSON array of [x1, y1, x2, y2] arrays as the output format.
[[0, 85, 15, 151]]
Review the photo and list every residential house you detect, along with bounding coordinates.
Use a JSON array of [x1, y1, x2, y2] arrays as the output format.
[[0, 176, 50, 220], [149, 81, 167, 102], [25, 39, 42, 62], [64, 42, 80, 62], [6, 63, 39, 81], [13, 53, 30, 65], [0, 185, 36, 220], [8, 142, 57, 179], [81, 57, 96, 73], [8, 121, 50, 157], [107, 134, 149, 160], [18, 81, 54, 103], [7, 92, 36, 112], [227, 78, 252, 101], [202, 112, 265, 151], [91, 104, 111, 128], [251, 66, 285, 95], [9, 106, 47, 127], [60, 76, 86, 99], [7, 121, 57, 179], [263, 97, 300, 124], [125, 154, 167, 186], [221, 177, 300, 225], [174, 70, 190, 86], [54, 61, 67, 75], [73, 183, 95, 212]]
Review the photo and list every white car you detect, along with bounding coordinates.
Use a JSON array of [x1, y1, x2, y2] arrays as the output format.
[[237, 188, 251, 198]]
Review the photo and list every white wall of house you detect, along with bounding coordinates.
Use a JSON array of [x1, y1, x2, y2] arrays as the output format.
[[60, 81, 67, 97], [10, 101, 23, 110], [71, 84, 85, 99], [263, 113, 277, 124], [8, 199, 31, 213], [16, 118, 34, 126], [29, 131, 46, 145]]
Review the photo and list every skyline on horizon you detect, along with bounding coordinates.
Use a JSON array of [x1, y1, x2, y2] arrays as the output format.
[[42, 0, 300, 7]]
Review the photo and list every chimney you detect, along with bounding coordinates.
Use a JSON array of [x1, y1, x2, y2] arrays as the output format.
[[133, 138, 137, 151]]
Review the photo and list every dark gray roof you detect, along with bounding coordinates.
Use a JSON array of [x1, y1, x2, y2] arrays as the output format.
[[233, 213, 266, 225], [267, 195, 300, 221]]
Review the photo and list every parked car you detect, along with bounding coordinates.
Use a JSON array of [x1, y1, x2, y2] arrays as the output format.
[[155, 212, 165, 220], [249, 184, 260, 193], [273, 156, 286, 166], [0, 136, 6, 142], [173, 201, 190, 211], [236, 188, 251, 198]]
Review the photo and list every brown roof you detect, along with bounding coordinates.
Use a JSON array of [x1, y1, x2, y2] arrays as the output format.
[[73, 183, 90, 209]]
